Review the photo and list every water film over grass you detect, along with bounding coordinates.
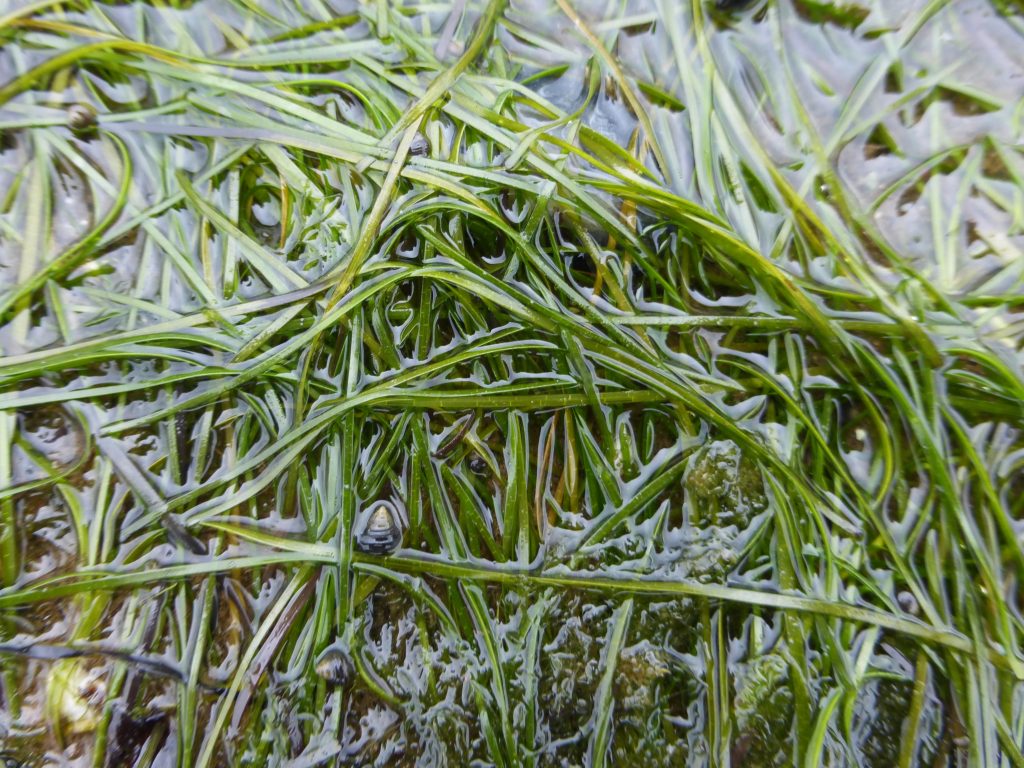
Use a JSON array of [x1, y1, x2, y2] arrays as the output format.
[[0, 0, 1023, 765]]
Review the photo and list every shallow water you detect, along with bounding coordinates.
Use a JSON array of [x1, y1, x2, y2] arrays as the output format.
[[0, 0, 1023, 765]]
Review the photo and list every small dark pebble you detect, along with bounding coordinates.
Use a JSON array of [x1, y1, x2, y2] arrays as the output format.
[[468, 456, 489, 476]]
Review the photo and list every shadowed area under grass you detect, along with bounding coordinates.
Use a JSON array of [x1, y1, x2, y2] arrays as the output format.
[[1, 0, 1023, 765]]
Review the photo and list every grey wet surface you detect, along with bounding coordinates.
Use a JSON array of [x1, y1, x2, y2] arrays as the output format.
[[0, 0, 1022, 765]]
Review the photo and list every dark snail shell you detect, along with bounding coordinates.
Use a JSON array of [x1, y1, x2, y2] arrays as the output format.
[[315, 642, 354, 688], [67, 104, 98, 134], [468, 455, 489, 476], [897, 591, 920, 616], [408, 132, 429, 157], [355, 502, 402, 555]]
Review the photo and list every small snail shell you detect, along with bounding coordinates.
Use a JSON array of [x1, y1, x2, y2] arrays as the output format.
[[315, 642, 354, 688], [896, 591, 920, 616], [67, 104, 98, 133], [408, 132, 429, 157], [355, 501, 402, 555]]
